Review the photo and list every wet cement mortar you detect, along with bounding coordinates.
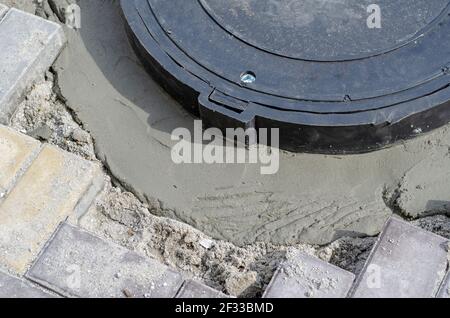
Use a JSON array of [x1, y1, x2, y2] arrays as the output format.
[[3, 0, 450, 297], [10, 78, 377, 296]]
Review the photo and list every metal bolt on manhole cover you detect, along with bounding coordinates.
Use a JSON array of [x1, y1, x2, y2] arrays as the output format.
[[121, 0, 450, 153], [240, 71, 256, 85]]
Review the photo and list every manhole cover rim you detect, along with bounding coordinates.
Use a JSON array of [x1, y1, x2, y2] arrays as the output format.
[[121, 0, 450, 153]]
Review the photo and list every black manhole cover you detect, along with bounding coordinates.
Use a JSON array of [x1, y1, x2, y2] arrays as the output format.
[[121, 0, 450, 153]]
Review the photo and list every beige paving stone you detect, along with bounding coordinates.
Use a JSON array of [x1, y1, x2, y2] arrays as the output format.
[[0, 144, 103, 274], [0, 125, 41, 199]]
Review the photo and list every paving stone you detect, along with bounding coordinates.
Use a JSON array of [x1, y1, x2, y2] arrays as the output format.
[[351, 217, 449, 298], [0, 4, 8, 19], [0, 125, 40, 199], [0, 270, 55, 298], [0, 8, 65, 124], [263, 250, 355, 298], [0, 145, 103, 274], [27, 223, 184, 298], [176, 280, 229, 298], [437, 272, 450, 298]]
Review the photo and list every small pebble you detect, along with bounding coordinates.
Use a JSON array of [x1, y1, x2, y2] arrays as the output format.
[[122, 288, 133, 298], [199, 238, 214, 249], [71, 129, 89, 143]]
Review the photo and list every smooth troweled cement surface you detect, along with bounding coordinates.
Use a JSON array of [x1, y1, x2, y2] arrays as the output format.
[[52, 0, 450, 246]]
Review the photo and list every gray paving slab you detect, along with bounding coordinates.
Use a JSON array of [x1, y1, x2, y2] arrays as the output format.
[[176, 280, 229, 298], [351, 217, 449, 298], [27, 223, 184, 298], [437, 272, 450, 298], [0, 270, 55, 298], [263, 250, 355, 298], [0, 8, 65, 124]]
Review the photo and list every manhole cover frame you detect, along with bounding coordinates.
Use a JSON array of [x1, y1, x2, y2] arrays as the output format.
[[120, 0, 450, 153]]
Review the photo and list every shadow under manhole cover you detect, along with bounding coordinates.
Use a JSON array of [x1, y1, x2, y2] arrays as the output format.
[[121, 0, 450, 154]]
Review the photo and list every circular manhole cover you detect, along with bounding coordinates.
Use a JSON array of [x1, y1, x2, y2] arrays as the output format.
[[121, 0, 450, 153]]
